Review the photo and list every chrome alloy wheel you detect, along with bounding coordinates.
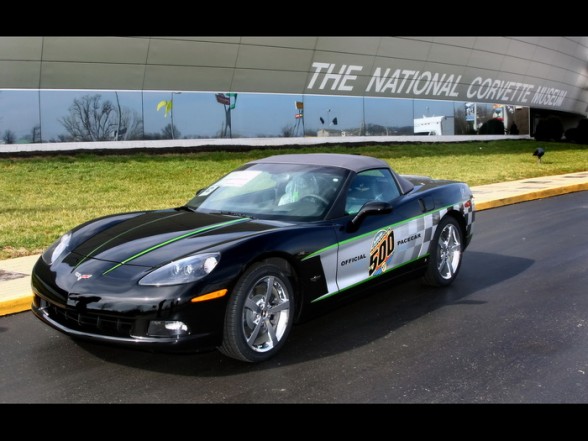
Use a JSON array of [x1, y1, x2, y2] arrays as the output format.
[[436, 222, 462, 280], [242, 275, 291, 353]]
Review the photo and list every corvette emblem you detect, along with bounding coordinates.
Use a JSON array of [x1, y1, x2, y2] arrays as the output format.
[[75, 272, 92, 281]]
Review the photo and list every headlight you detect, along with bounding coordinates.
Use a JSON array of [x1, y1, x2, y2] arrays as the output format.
[[138, 253, 220, 286], [42, 232, 72, 265]]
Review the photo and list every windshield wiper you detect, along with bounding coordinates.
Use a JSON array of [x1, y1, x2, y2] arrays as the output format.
[[211, 210, 254, 219], [175, 205, 196, 212]]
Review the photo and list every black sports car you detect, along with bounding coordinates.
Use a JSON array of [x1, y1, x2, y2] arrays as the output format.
[[31, 153, 475, 362]]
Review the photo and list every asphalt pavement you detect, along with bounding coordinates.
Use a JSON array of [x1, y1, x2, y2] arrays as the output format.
[[1, 171, 587, 317], [2, 192, 587, 403]]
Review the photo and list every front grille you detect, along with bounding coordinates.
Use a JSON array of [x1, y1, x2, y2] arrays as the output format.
[[39, 298, 134, 337]]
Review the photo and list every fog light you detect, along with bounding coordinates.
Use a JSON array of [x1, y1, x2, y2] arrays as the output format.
[[147, 320, 189, 337]]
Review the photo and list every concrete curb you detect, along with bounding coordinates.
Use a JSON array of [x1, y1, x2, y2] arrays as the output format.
[[0, 295, 34, 317], [0, 254, 39, 316], [474, 182, 588, 211]]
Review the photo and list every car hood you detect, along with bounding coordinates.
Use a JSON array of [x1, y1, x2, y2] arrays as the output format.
[[68, 210, 281, 268]]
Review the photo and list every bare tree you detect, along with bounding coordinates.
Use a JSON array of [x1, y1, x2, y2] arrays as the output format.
[[60, 94, 117, 141], [56, 134, 73, 142], [161, 123, 181, 140], [2, 130, 16, 144], [117, 108, 143, 140], [60, 94, 143, 142], [281, 124, 295, 137]]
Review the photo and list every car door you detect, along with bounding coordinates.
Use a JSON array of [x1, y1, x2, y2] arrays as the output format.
[[334, 169, 429, 292]]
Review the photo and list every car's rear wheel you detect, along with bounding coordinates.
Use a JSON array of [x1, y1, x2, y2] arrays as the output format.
[[219, 262, 294, 362], [423, 215, 463, 287]]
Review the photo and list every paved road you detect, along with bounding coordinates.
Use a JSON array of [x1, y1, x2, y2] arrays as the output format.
[[1, 192, 587, 403]]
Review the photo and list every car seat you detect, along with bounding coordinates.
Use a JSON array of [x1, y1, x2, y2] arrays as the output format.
[[278, 174, 320, 205]]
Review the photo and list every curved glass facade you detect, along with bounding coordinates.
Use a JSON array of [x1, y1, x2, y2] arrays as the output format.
[[3, 36, 585, 147], [0, 89, 529, 145]]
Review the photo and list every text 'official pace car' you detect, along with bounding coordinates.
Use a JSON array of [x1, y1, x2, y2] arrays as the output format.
[[32, 153, 475, 362]]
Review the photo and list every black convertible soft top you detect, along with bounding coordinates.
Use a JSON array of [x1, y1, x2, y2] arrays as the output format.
[[251, 153, 388, 173], [250, 153, 414, 194]]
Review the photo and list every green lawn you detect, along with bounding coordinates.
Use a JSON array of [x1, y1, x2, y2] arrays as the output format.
[[1, 139, 586, 260]]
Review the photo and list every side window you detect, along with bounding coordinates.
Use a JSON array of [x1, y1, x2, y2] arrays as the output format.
[[345, 169, 400, 215]]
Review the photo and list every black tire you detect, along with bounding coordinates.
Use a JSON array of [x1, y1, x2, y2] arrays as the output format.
[[219, 262, 295, 362], [423, 216, 463, 287]]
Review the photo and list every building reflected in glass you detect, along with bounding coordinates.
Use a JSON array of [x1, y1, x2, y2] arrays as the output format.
[[0, 88, 530, 145]]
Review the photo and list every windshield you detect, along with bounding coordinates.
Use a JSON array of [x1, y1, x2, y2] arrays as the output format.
[[186, 163, 348, 221]]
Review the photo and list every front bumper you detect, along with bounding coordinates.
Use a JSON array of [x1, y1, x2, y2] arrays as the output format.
[[30, 254, 230, 352], [31, 295, 220, 352]]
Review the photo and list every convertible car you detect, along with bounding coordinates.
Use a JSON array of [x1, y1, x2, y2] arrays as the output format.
[[31, 153, 475, 362]]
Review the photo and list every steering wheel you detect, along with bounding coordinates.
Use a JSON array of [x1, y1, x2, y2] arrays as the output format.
[[299, 194, 329, 206]]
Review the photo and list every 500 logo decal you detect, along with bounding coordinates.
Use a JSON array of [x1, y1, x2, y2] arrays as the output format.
[[369, 228, 394, 276]]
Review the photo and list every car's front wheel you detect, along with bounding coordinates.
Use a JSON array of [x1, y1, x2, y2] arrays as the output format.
[[423, 215, 463, 287], [219, 262, 294, 362]]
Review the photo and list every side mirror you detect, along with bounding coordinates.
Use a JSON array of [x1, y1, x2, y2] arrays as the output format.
[[348, 201, 393, 231]]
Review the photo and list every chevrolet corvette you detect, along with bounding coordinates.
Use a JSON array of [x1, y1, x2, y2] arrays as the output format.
[[31, 153, 475, 362]]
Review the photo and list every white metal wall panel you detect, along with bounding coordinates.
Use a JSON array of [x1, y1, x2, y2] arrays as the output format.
[[42, 37, 149, 64], [0, 36, 585, 115], [155, 37, 242, 44], [231, 68, 308, 93], [0, 61, 41, 88], [378, 37, 432, 61], [369, 57, 427, 73], [405, 37, 434, 42], [467, 50, 505, 72], [316, 37, 381, 55], [40, 62, 146, 89], [501, 55, 530, 76], [531, 46, 556, 68], [432, 37, 477, 49], [427, 42, 471, 66], [0, 37, 42, 60], [552, 51, 582, 75], [538, 36, 570, 52], [146, 38, 239, 68], [472, 37, 510, 54], [235, 45, 314, 71], [549, 65, 576, 88], [524, 60, 553, 81], [507, 39, 537, 57], [462, 65, 526, 84], [240, 37, 318, 50], [143, 65, 235, 91]]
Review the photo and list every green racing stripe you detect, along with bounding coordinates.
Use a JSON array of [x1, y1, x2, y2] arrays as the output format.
[[306, 201, 465, 303], [302, 203, 454, 262], [102, 217, 250, 275], [310, 254, 428, 303], [74, 212, 184, 270]]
